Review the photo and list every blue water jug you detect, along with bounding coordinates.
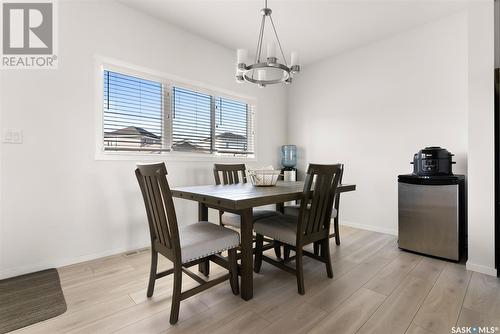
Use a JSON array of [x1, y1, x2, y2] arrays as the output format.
[[281, 145, 297, 168]]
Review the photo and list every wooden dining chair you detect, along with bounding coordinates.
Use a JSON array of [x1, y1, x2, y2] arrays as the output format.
[[213, 164, 280, 226], [284, 164, 344, 254], [253, 164, 342, 295], [136, 162, 240, 325], [213, 163, 282, 257]]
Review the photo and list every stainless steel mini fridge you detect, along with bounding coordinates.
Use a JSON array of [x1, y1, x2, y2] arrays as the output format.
[[398, 175, 465, 261]]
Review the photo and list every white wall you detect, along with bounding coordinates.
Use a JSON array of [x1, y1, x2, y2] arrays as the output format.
[[0, 1, 287, 278], [466, 0, 496, 276], [288, 12, 469, 236]]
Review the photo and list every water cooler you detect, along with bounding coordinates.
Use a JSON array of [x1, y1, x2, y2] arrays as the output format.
[[281, 145, 297, 182], [281, 145, 297, 206]]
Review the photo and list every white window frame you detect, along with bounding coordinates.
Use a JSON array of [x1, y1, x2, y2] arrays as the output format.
[[94, 56, 258, 162]]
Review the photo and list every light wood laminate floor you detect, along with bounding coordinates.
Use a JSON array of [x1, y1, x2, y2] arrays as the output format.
[[11, 226, 500, 334]]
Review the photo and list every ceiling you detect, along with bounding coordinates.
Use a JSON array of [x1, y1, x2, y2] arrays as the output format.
[[119, 0, 467, 65]]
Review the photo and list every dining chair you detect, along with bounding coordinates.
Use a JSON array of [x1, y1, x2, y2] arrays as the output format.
[[253, 164, 342, 295], [136, 162, 240, 325], [214, 163, 280, 226], [213, 163, 282, 258], [284, 164, 344, 255]]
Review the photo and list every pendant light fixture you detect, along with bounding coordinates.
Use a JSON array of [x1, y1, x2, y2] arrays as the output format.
[[235, 0, 300, 87]]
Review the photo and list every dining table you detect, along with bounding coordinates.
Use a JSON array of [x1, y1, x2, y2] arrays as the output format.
[[171, 180, 356, 301]]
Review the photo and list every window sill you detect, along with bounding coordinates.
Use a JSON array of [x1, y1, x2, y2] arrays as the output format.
[[94, 150, 257, 163]]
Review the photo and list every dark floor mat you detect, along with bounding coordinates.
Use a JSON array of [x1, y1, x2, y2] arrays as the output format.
[[0, 269, 67, 333]]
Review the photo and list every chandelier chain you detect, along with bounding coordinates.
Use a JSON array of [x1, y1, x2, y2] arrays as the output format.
[[256, 15, 266, 63], [269, 15, 287, 67]]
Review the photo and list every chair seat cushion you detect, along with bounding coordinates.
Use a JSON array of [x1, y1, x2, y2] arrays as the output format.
[[253, 215, 299, 246], [284, 205, 337, 218], [179, 222, 240, 263], [221, 209, 280, 228]]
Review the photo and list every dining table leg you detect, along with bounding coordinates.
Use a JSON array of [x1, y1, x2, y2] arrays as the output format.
[[239, 208, 254, 301], [198, 202, 210, 277], [276, 202, 285, 213]]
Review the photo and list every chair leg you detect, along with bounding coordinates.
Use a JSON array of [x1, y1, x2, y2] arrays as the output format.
[[228, 249, 239, 295], [296, 246, 305, 295], [254, 234, 264, 273], [169, 266, 182, 325], [219, 211, 225, 227], [323, 238, 334, 278], [334, 217, 341, 245], [147, 250, 158, 298], [200, 259, 210, 277], [284, 244, 291, 261], [313, 241, 320, 256], [273, 241, 282, 259]]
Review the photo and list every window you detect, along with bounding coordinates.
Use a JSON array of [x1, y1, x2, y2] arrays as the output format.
[[215, 97, 254, 154], [101, 68, 255, 157], [103, 70, 164, 152], [171, 87, 212, 153]]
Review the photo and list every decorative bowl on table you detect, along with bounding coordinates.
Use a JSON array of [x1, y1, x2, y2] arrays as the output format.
[[246, 169, 281, 187]]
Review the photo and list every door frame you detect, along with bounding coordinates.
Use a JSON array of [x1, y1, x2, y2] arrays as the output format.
[[495, 67, 499, 277], [495, 0, 500, 277]]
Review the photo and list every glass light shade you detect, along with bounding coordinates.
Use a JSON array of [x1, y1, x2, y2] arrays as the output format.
[[262, 67, 286, 81], [237, 48, 248, 65], [267, 43, 276, 59], [257, 69, 266, 81]]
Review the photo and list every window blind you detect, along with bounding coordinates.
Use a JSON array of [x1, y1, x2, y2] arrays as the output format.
[[215, 97, 254, 155], [171, 86, 212, 152], [101, 68, 255, 157], [103, 70, 165, 152]]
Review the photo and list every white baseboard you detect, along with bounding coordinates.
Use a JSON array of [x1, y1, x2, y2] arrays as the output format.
[[340, 221, 398, 236], [0, 242, 150, 279], [466, 262, 497, 276]]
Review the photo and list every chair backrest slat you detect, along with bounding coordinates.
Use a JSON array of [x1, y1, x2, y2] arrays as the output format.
[[232, 170, 240, 184], [144, 175, 167, 247], [136, 163, 180, 260], [308, 174, 328, 234], [150, 175, 172, 248], [213, 164, 247, 185], [298, 164, 342, 239]]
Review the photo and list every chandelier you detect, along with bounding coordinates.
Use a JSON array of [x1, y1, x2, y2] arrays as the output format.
[[235, 0, 300, 87]]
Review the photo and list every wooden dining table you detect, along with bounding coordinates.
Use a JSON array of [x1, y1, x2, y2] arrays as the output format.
[[171, 180, 356, 301]]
